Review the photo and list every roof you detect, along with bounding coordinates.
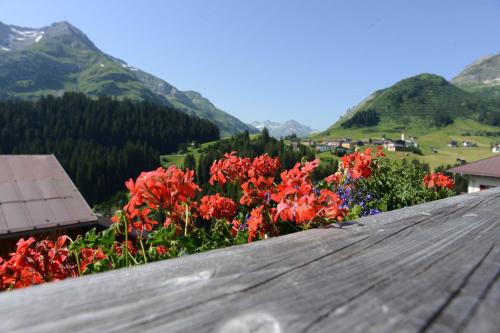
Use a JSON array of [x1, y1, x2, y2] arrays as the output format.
[[448, 154, 500, 178], [0, 155, 97, 237]]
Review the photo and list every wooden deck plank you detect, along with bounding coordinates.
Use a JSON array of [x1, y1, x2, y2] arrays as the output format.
[[0, 188, 499, 333]]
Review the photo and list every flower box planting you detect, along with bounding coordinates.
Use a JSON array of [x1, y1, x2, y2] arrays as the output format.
[[0, 148, 454, 291]]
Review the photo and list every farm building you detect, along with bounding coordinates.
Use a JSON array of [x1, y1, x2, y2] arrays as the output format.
[[0, 155, 108, 256], [462, 141, 476, 148], [448, 154, 500, 193]]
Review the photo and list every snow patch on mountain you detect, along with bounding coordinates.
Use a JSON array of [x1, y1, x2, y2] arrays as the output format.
[[120, 62, 139, 71], [35, 32, 44, 43], [5, 26, 45, 48]]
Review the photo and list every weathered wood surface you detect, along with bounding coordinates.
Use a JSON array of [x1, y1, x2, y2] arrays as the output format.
[[0, 188, 499, 333]]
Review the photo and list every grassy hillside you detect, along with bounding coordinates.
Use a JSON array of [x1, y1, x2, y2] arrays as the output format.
[[316, 118, 499, 169], [317, 71, 500, 168], [322, 74, 500, 138]]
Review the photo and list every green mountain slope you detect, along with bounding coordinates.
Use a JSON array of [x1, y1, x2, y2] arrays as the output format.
[[451, 53, 500, 99], [0, 21, 256, 136], [320, 73, 500, 138]]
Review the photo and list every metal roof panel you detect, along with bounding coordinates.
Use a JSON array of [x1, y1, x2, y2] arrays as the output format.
[[0, 155, 98, 235], [1, 202, 32, 232]]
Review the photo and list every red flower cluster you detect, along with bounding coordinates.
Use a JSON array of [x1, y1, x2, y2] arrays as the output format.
[[118, 166, 200, 233], [113, 241, 137, 257], [209, 152, 251, 185], [247, 205, 265, 241], [272, 159, 344, 223], [209, 152, 280, 185], [156, 245, 168, 256], [0, 237, 76, 290], [199, 194, 237, 220], [240, 176, 275, 206], [248, 154, 281, 178], [242, 159, 345, 242], [424, 173, 454, 189], [340, 148, 374, 179], [79, 248, 107, 273]]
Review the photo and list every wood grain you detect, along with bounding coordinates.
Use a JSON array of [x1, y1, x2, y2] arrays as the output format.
[[0, 188, 499, 333]]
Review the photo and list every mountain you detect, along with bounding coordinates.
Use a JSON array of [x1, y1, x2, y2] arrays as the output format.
[[320, 73, 500, 138], [251, 120, 318, 138], [0, 21, 256, 137], [451, 53, 500, 99]]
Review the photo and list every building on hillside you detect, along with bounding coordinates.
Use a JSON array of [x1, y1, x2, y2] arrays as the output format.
[[315, 145, 330, 153], [386, 142, 411, 152], [289, 139, 300, 150], [448, 155, 500, 193], [462, 141, 476, 148], [372, 139, 385, 146], [300, 139, 315, 147], [0, 155, 109, 256], [341, 139, 353, 149], [327, 140, 342, 148], [492, 144, 500, 153], [448, 141, 458, 148]]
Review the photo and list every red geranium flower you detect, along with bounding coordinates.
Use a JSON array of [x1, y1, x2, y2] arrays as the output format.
[[247, 205, 265, 242], [424, 173, 454, 189], [199, 194, 237, 220], [120, 165, 200, 234]]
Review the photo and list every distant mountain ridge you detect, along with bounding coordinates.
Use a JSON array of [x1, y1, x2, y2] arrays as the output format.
[[451, 53, 500, 99], [251, 120, 318, 138], [0, 21, 256, 137]]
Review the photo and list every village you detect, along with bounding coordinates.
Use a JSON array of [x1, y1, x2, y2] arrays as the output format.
[[291, 134, 500, 156], [290, 133, 420, 154]]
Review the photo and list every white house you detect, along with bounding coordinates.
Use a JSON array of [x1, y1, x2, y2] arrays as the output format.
[[448, 155, 500, 193], [492, 145, 500, 153]]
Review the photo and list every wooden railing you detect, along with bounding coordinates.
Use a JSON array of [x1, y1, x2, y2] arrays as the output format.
[[0, 188, 499, 333]]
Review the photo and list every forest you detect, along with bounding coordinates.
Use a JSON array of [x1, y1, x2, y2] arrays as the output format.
[[0, 92, 220, 204], [341, 108, 380, 128]]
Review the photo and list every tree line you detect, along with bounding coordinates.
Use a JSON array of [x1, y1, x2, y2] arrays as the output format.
[[341, 109, 380, 128], [0, 92, 220, 204]]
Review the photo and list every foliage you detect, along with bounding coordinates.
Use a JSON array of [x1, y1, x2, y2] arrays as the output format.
[[0, 148, 455, 292], [361, 156, 454, 210], [433, 113, 453, 127], [0, 92, 219, 204], [341, 108, 380, 128]]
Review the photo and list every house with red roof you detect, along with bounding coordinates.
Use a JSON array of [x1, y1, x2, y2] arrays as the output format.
[[448, 155, 500, 193]]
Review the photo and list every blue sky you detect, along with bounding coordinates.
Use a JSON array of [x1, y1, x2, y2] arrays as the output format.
[[1, 0, 499, 130]]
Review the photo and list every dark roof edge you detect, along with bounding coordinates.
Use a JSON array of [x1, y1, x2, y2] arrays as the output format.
[[0, 220, 104, 240], [447, 169, 500, 178]]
